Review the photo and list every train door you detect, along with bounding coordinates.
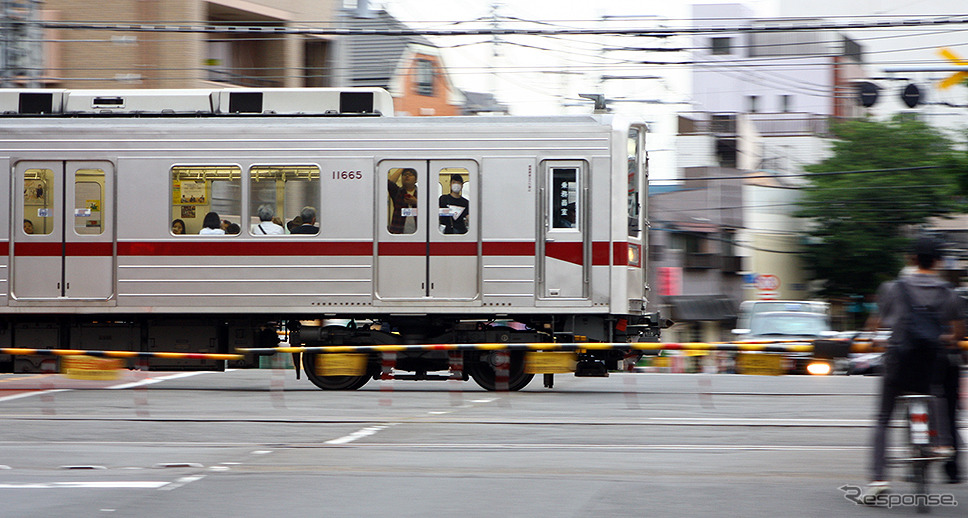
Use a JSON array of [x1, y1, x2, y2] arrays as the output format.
[[376, 160, 479, 300], [539, 161, 587, 299], [12, 161, 114, 301]]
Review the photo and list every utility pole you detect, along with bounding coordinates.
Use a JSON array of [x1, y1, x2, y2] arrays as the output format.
[[0, 0, 42, 87], [488, 3, 501, 97]]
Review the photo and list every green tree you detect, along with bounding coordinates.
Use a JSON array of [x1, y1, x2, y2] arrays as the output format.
[[797, 115, 964, 298]]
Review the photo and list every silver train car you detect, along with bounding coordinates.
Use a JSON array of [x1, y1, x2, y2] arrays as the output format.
[[0, 88, 661, 390]]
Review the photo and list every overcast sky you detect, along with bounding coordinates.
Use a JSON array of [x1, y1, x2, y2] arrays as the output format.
[[378, 0, 968, 116]]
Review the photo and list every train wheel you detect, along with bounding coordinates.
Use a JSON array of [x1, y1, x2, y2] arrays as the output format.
[[302, 352, 372, 390], [468, 351, 534, 391]]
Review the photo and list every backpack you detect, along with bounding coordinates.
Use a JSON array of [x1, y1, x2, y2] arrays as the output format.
[[897, 280, 944, 352], [891, 280, 944, 393]]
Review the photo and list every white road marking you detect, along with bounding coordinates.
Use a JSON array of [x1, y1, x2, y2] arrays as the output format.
[[470, 399, 496, 403], [0, 481, 169, 489], [332, 443, 871, 452], [158, 475, 205, 491], [0, 371, 212, 403], [0, 389, 69, 403], [325, 424, 393, 445], [107, 371, 209, 390], [250, 450, 272, 455]]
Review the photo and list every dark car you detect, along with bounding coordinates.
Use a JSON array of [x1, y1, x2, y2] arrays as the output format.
[[733, 311, 840, 374]]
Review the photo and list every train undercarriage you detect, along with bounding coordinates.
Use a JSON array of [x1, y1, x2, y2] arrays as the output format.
[[0, 313, 663, 391]]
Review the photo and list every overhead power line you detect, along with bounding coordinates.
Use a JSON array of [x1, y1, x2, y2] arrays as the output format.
[[33, 15, 968, 37], [672, 165, 944, 182]]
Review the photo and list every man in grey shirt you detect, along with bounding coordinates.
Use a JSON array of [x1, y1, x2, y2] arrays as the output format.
[[866, 236, 964, 495]]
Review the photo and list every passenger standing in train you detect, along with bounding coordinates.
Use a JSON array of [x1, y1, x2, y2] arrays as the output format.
[[291, 206, 319, 234], [199, 212, 225, 235], [171, 219, 185, 235], [251, 205, 284, 235], [23, 219, 33, 234], [388, 168, 418, 234], [438, 173, 469, 234]]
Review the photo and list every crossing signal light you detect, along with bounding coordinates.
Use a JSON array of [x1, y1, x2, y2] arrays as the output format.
[[856, 81, 879, 107], [938, 48, 968, 89]]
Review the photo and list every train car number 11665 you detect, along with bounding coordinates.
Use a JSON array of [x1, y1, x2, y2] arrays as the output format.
[[332, 170, 363, 180]]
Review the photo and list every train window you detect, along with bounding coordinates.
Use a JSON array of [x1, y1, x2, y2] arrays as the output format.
[[437, 168, 470, 235], [74, 169, 104, 235], [551, 168, 578, 229], [170, 166, 241, 235], [627, 127, 642, 236], [23, 168, 54, 235], [249, 166, 320, 235], [388, 168, 418, 234]]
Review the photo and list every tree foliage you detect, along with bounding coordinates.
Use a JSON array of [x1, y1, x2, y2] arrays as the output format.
[[797, 115, 965, 298]]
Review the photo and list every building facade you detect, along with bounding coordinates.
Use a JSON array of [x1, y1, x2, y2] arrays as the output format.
[[36, 0, 339, 89]]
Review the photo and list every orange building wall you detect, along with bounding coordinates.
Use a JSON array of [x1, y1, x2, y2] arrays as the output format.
[[394, 54, 460, 116]]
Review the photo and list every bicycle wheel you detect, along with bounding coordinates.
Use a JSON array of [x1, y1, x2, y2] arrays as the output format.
[[913, 448, 930, 514]]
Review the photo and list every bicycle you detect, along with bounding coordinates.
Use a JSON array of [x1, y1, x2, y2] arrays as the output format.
[[887, 394, 951, 514]]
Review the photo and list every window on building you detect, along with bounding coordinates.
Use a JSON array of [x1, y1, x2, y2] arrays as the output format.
[[780, 94, 792, 112], [415, 58, 434, 96], [171, 166, 241, 235], [748, 95, 759, 113], [710, 37, 732, 55]]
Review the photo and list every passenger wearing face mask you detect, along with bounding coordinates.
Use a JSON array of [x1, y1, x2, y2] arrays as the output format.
[[438, 173, 469, 235]]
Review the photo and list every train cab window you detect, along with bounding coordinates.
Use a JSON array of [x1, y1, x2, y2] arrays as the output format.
[[627, 127, 643, 236], [437, 168, 470, 235], [170, 166, 241, 235], [74, 169, 105, 235], [249, 166, 320, 235], [388, 168, 418, 234], [551, 168, 578, 229], [23, 168, 54, 235]]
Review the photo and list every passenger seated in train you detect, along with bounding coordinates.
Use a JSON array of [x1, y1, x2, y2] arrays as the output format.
[[23, 219, 33, 235], [290, 206, 319, 234], [286, 216, 302, 234], [251, 204, 284, 235], [171, 219, 185, 235], [438, 173, 469, 235], [225, 223, 241, 235], [199, 212, 225, 235]]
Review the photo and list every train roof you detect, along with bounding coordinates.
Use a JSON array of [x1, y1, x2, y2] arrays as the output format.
[[0, 88, 395, 116]]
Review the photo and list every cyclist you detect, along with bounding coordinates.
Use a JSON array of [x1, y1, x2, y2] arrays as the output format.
[[865, 236, 965, 496]]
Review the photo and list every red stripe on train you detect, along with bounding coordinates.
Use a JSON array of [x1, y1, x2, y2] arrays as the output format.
[[118, 241, 374, 256], [4, 240, 638, 267], [12, 242, 63, 256]]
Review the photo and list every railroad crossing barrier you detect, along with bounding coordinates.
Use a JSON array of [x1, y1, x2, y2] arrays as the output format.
[[2, 339, 966, 378]]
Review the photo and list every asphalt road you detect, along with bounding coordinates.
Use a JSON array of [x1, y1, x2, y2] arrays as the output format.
[[0, 369, 965, 517]]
